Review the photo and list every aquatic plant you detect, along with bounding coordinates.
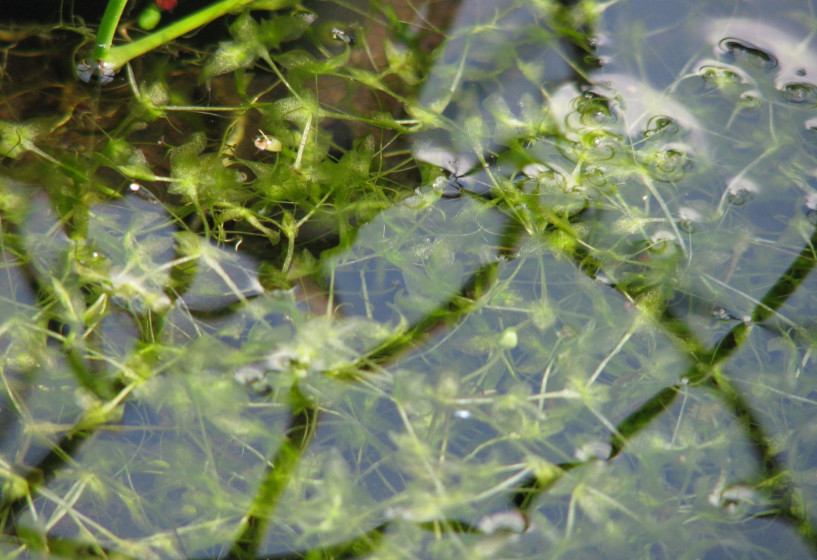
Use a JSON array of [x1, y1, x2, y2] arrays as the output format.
[[1, 0, 817, 558], [81, 0, 298, 83]]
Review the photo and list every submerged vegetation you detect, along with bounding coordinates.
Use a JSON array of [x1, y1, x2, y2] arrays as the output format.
[[2, 0, 817, 558]]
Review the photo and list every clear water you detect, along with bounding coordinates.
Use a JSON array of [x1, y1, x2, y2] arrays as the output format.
[[2, 0, 817, 558]]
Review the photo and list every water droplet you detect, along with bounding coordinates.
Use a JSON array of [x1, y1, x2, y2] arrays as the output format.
[[718, 38, 777, 70], [781, 82, 817, 104]]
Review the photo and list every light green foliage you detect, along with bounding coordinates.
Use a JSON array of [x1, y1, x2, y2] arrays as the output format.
[[169, 132, 247, 207], [2, 0, 817, 558], [201, 10, 315, 81], [0, 115, 68, 159], [98, 139, 158, 181]]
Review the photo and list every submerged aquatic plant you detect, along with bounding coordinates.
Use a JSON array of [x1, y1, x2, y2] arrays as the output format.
[[81, 0, 298, 83], [2, 0, 817, 558]]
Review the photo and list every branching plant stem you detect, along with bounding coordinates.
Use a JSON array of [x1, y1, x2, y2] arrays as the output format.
[[94, 0, 289, 71]]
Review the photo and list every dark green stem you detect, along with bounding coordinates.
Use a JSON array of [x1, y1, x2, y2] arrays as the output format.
[[228, 386, 318, 559], [752, 227, 817, 323]]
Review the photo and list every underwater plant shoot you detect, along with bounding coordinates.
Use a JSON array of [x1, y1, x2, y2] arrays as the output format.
[[1, 0, 817, 558]]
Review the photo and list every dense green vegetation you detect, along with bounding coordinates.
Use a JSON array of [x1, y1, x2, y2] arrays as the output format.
[[1, 0, 817, 558]]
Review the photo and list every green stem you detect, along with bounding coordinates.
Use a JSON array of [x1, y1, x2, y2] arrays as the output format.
[[100, 0, 261, 70], [92, 0, 129, 61]]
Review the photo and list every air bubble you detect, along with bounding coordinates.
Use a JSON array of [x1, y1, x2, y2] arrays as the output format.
[[78, 59, 115, 85]]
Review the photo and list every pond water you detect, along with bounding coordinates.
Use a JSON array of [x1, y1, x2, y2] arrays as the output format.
[[2, 0, 817, 558]]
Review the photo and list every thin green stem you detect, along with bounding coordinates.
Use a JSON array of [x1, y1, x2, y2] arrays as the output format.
[[100, 0, 266, 70]]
